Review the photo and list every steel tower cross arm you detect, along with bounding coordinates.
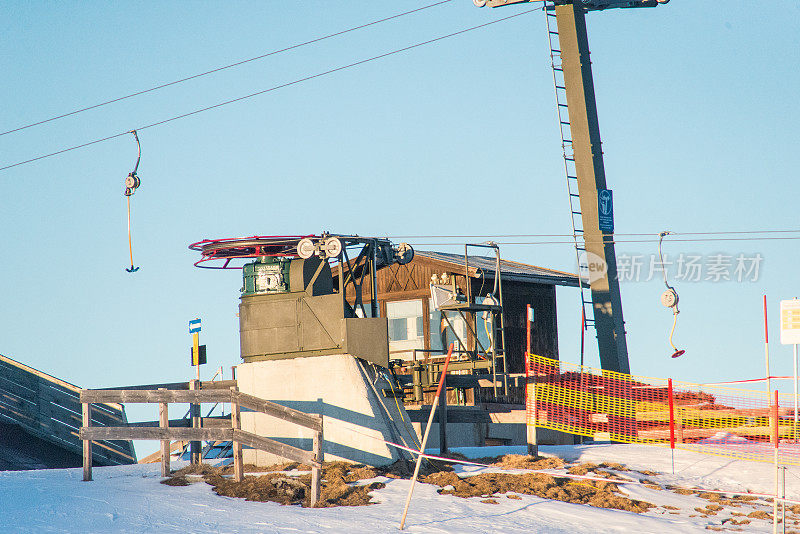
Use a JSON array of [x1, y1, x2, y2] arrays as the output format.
[[477, 0, 667, 9], [554, 1, 629, 374]]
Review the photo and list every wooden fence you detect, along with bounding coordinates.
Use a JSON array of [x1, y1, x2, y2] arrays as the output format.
[[80, 383, 324, 506]]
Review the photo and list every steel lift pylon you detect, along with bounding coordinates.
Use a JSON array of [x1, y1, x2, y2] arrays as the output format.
[[476, 0, 670, 374]]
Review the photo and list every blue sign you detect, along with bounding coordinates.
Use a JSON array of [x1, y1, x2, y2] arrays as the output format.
[[188, 318, 201, 334], [598, 189, 614, 233]]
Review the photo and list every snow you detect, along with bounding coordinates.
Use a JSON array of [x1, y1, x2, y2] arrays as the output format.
[[1, 444, 797, 533], [698, 432, 751, 444]]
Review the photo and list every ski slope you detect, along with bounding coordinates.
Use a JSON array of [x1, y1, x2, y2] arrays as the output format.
[[1, 444, 797, 533]]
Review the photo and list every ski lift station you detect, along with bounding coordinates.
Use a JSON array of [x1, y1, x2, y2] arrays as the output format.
[[183, 234, 579, 466]]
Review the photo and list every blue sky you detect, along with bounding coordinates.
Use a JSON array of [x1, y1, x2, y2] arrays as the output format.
[[2, 0, 799, 430]]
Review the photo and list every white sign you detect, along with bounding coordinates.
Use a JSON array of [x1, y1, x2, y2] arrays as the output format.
[[780, 299, 800, 345]]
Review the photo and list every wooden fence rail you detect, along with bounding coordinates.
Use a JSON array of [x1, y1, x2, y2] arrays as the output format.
[[80, 383, 324, 506]]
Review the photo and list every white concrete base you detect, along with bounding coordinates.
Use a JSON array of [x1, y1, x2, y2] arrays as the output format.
[[236, 354, 417, 467]]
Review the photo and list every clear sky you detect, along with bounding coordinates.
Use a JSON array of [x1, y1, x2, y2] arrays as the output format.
[[2, 0, 799, 435]]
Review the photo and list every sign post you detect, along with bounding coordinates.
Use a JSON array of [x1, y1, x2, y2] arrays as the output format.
[[188, 318, 203, 465], [526, 304, 537, 457], [780, 299, 800, 442], [189, 318, 203, 381]]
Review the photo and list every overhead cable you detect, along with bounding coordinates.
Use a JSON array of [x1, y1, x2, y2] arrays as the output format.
[[386, 229, 800, 239], [0, 7, 537, 173], [0, 0, 454, 137], [405, 235, 800, 246]]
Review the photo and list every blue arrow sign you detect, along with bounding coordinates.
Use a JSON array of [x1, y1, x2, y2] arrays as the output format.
[[188, 318, 201, 333]]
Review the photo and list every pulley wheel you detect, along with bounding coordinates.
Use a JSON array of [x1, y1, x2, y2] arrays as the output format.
[[660, 288, 678, 308], [324, 237, 342, 258], [297, 238, 316, 259], [395, 242, 414, 265]]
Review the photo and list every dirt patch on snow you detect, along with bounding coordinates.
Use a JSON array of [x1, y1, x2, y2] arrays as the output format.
[[421, 470, 653, 513], [160, 455, 653, 512], [566, 462, 627, 480], [161, 461, 387, 508], [445, 453, 563, 471]]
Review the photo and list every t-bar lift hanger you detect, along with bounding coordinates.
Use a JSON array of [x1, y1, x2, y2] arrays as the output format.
[[124, 130, 141, 273], [658, 231, 684, 358]]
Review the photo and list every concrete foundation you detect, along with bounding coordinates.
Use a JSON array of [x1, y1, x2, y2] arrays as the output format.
[[236, 354, 417, 467]]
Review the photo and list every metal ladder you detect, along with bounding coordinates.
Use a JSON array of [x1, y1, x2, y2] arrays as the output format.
[[544, 3, 595, 343]]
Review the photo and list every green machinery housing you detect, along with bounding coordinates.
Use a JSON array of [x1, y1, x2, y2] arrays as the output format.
[[191, 234, 414, 368]]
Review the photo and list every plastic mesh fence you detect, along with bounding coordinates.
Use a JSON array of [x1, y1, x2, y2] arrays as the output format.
[[527, 353, 800, 466]]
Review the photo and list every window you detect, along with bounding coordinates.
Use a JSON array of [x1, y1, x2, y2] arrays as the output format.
[[386, 299, 424, 360]]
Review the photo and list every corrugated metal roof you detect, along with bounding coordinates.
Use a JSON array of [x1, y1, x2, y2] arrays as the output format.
[[415, 250, 578, 287]]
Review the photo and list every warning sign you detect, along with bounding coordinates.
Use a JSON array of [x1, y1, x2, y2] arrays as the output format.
[[780, 299, 800, 345]]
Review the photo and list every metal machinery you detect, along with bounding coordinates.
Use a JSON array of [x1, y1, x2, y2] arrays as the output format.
[[477, 0, 671, 373], [420, 243, 508, 401], [189, 234, 414, 367]]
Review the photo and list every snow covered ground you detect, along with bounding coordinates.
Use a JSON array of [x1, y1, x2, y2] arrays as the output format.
[[1, 444, 797, 533]]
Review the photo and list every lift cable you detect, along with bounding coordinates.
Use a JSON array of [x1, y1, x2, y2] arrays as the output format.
[[0, 7, 537, 173], [386, 229, 800, 239], [0, 0, 454, 137], [405, 235, 800, 246]]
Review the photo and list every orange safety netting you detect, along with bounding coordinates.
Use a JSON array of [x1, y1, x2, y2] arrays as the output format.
[[526, 353, 800, 466]]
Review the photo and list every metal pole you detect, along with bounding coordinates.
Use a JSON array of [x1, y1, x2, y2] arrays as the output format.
[[773, 389, 779, 534], [399, 344, 454, 530], [526, 304, 537, 456], [193, 331, 200, 382], [668, 378, 675, 475], [580, 306, 585, 367], [781, 466, 786, 534], [438, 372, 448, 454], [765, 295, 772, 398], [495, 246, 508, 397], [794, 342, 798, 443], [554, 1, 629, 374], [370, 240, 379, 318]]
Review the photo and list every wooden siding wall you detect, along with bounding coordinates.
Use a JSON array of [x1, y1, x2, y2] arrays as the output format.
[[341, 256, 561, 374], [490, 281, 559, 374]]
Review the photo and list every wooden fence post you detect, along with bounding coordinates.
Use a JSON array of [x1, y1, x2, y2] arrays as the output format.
[[82, 401, 92, 481], [230, 387, 244, 483], [159, 388, 170, 477], [310, 415, 323, 508]]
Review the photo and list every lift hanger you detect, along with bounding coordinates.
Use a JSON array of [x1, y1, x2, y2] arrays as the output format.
[[124, 130, 141, 273], [658, 231, 684, 358]]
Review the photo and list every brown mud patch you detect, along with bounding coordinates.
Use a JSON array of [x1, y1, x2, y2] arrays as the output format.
[[421, 470, 653, 513], [160, 455, 652, 513], [446, 453, 563, 471], [566, 462, 627, 480], [161, 461, 388, 508]]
